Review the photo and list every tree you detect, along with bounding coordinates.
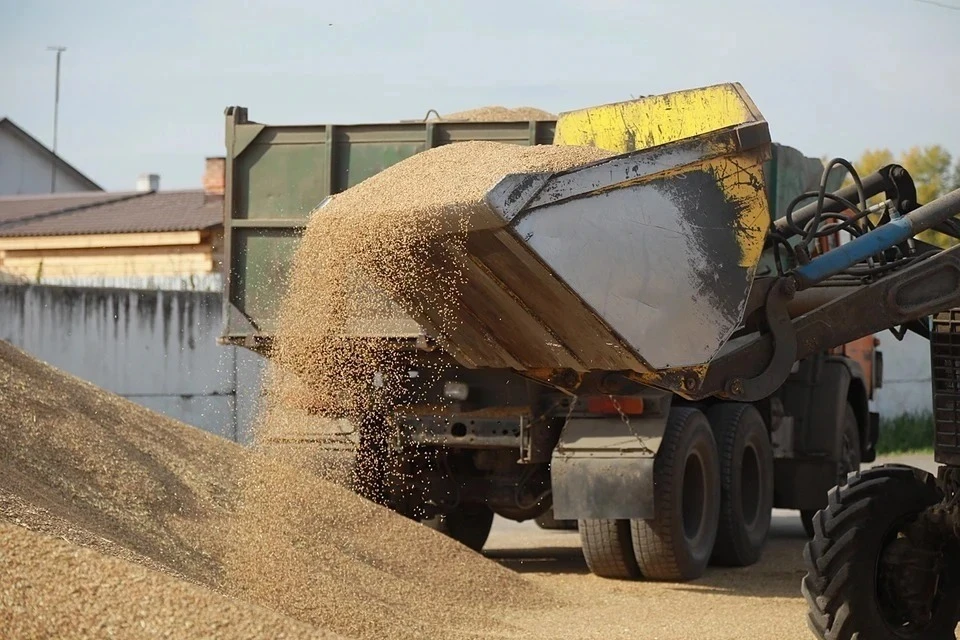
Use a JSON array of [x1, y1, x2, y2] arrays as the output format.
[[899, 145, 953, 204], [849, 146, 952, 203], [844, 146, 956, 248], [854, 148, 895, 179]]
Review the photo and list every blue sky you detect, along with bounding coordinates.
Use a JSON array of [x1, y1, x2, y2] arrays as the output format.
[[3, 0, 959, 191]]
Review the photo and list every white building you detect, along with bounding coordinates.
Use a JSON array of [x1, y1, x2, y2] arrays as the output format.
[[0, 117, 101, 195]]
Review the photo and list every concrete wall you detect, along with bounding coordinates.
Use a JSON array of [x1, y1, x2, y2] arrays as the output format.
[[0, 284, 266, 443], [873, 330, 933, 418], [0, 127, 96, 195]]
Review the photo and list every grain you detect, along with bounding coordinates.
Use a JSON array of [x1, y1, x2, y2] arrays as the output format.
[[239, 140, 614, 637], [0, 140, 615, 640], [223, 454, 550, 640], [0, 339, 242, 587], [0, 522, 341, 640], [441, 106, 557, 121], [273, 140, 613, 418], [0, 338, 548, 639]]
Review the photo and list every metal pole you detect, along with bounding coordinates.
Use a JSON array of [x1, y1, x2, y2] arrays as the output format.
[[47, 46, 66, 193]]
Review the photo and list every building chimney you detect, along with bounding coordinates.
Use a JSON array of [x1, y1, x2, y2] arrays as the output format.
[[203, 157, 225, 196], [136, 173, 160, 192]]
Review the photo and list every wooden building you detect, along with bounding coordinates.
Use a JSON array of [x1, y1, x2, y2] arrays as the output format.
[[0, 159, 224, 283]]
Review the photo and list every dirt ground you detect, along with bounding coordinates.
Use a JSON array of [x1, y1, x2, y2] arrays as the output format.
[[479, 454, 938, 640]]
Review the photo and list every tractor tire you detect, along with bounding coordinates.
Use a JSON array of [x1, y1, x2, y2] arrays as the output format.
[[707, 403, 774, 567], [631, 406, 721, 581], [801, 402, 861, 538], [802, 464, 960, 640], [579, 518, 641, 579], [422, 504, 495, 552]]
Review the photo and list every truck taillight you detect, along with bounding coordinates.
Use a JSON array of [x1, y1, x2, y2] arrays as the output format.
[[586, 395, 645, 416]]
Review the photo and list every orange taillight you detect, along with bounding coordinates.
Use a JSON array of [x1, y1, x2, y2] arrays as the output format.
[[585, 395, 645, 416]]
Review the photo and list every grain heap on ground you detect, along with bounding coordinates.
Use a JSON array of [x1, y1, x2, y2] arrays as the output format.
[[0, 522, 340, 640], [0, 339, 545, 640], [441, 106, 557, 121], [0, 339, 242, 587]]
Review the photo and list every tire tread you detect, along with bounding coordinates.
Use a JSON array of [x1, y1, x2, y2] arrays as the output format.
[[801, 464, 948, 640], [707, 402, 774, 567], [631, 407, 720, 580], [580, 518, 641, 579]]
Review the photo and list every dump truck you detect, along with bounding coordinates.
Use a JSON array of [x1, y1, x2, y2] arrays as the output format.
[[220, 84, 960, 612]]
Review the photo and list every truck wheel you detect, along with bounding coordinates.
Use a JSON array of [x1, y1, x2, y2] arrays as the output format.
[[707, 403, 774, 567], [802, 465, 959, 640], [422, 504, 495, 552], [631, 407, 721, 581], [579, 519, 641, 579], [801, 402, 861, 538]]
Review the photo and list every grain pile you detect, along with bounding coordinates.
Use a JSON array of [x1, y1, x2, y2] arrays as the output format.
[[0, 522, 340, 640], [0, 339, 546, 639], [441, 106, 557, 121], [0, 339, 242, 587], [223, 453, 551, 640]]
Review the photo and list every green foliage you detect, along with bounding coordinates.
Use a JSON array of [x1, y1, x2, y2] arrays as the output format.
[[876, 411, 934, 455], [849, 145, 953, 204], [854, 148, 895, 179], [845, 146, 958, 248], [900, 145, 953, 204]]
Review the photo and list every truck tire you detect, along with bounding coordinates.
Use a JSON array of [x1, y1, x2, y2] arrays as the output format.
[[801, 402, 861, 538], [422, 504, 495, 552], [631, 406, 721, 581], [579, 519, 641, 579], [802, 464, 959, 640], [706, 403, 774, 567]]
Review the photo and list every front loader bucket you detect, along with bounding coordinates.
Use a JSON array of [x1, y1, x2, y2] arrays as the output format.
[[321, 84, 773, 381], [388, 140, 770, 379], [497, 129, 764, 372], [554, 82, 766, 154]]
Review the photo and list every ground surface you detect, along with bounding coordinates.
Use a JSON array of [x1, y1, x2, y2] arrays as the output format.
[[479, 453, 939, 640]]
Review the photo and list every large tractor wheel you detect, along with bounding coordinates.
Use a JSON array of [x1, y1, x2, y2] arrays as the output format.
[[631, 406, 721, 581], [422, 503, 495, 552], [707, 402, 774, 567], [801, 402, 861, 538], [579, 519, 641, 579], [802, 465, 960, 640]]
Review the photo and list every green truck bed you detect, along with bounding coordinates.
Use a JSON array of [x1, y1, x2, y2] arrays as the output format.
[[218, 106, 834, 351]]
